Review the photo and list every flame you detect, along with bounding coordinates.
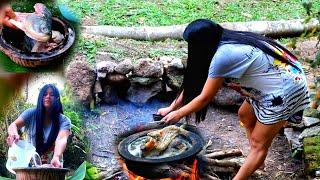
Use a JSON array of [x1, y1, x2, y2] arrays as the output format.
[[122, 159, 199, 180], [191, 159, 199, 180]]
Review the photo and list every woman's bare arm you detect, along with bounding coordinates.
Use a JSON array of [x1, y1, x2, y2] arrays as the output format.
[[162, 77, 224, 124], [7, 117, 25, 146]]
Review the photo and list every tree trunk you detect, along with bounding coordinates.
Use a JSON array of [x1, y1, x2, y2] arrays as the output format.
[[82, 19, 319, 40]]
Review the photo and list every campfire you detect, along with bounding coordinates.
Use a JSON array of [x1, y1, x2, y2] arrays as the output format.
[[114, 123, 247, 180], [121, 159, 199, 180]]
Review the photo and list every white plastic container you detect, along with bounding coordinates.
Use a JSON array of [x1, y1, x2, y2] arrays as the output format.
[[6, 140, 41, 174]]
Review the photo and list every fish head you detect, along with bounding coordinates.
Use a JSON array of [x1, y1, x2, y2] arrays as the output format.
[[24, 14, 52, 42], [23, 3, 52, 42]]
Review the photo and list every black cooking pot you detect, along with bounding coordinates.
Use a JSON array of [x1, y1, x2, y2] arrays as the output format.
[[118, 124, 204, 178], [118, 124, 204, 163]]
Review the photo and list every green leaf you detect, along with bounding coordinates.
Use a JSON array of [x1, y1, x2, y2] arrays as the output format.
[[85, 161, 100, 180], [68, 161, 87, 180], [0, 177, 15, 180]]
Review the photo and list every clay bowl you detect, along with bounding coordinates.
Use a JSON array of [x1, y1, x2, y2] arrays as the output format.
[[13, 167, 69, 180], [0, 17, 75, 68]]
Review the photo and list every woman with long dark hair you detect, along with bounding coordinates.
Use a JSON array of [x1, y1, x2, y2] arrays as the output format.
[[7, 84, 71, 168], [157, 19, 309, 179]]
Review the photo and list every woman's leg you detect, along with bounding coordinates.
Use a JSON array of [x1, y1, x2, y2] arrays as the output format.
[[233, 120, 286, 180], [238, 100, 257, 142]]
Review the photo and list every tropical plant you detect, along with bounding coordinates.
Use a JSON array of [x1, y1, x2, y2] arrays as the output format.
[[68, 161, 101, 180]]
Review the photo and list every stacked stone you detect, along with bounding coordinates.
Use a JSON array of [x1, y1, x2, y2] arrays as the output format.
[[66, 56, 245, 106], [284, 85, 320, 176]]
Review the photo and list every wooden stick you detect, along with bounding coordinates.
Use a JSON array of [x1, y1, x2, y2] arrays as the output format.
[[206, 166, 236, 173], [201, 157, 245, 168], [204, 174, 220, 180], [205, 149, 243, 159]]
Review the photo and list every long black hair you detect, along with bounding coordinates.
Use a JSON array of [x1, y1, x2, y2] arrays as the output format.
[[35, 84, 63, 156], [179, 19, 300, 123]]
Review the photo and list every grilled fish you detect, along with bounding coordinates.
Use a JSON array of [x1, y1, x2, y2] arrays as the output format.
[[141, 125, 189, 156]]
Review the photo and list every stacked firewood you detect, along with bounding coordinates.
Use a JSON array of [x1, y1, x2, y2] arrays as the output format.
[[196, 140, 245, 180]]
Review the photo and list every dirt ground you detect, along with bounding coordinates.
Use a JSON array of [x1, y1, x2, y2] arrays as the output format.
[[85, 102, 306, 180], [82, 36, 318, 179]]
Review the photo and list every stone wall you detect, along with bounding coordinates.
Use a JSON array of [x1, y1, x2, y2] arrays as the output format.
[[66, 56, 244, 106]]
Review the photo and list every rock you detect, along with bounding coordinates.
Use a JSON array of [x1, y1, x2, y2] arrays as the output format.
[[284, 128, 303, 150], [299, 125, 320, 139], [115, 59, 134, 75], [66, 60, 96, 106], [303, 108, 320, 118], [303, 135, 320, 174], [286, 121, 305, 129], [159, 56, 173, 66], [126, 81, 163, 104], [303, 116, 320, 127], [130, 76, 161, 86], [213, 86, 244, 106], [133, 58, 164, 78], [170, 58, 184, 69], [160, 56, 184, 70], [165, 62, 184, 91], [106, 73, 129, 85], [307, 82, 316, 90], [97, 72, 107, 79], [167, 74, 183, 91], [316, 88, 320, 100], [96, 61, 117, 75], [94, 80, 103, 93], [96, 52, 116, 63], [100, 84, 119, 104], [310, 100, 319, 109]]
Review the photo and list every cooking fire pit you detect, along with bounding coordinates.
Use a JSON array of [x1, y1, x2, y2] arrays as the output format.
[[118, 124, 204, 179], [0, 17, 75, 67]]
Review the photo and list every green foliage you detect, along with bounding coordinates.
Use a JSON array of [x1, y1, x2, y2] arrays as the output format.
[[61, 0, 320, 26], [0, 94, 33, 177], [60, 86, 89, 170], [0, 177, 14, 180], [303, 107, 320, 118], [68, 161, 100, 180], [11, 0, 60, 17], [77, 38, 106, 64], [303, 136, 320, 173]]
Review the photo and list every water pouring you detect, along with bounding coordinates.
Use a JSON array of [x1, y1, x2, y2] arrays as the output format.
[[6, 140, 41, 174]]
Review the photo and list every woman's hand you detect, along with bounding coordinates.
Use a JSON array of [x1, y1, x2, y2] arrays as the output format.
[[157, 106, 173, 116], [6, 133, 19, 147], [162, 110, 183, 125], [50, 155, 62, 168], [7, 124, 20, 146], [0, 5, 18, 29]]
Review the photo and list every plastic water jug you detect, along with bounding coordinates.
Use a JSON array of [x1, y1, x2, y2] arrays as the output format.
[[6, 140, 41, 174]]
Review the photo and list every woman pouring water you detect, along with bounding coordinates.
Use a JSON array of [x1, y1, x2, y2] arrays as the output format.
[[7, 84, 71, 168]]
